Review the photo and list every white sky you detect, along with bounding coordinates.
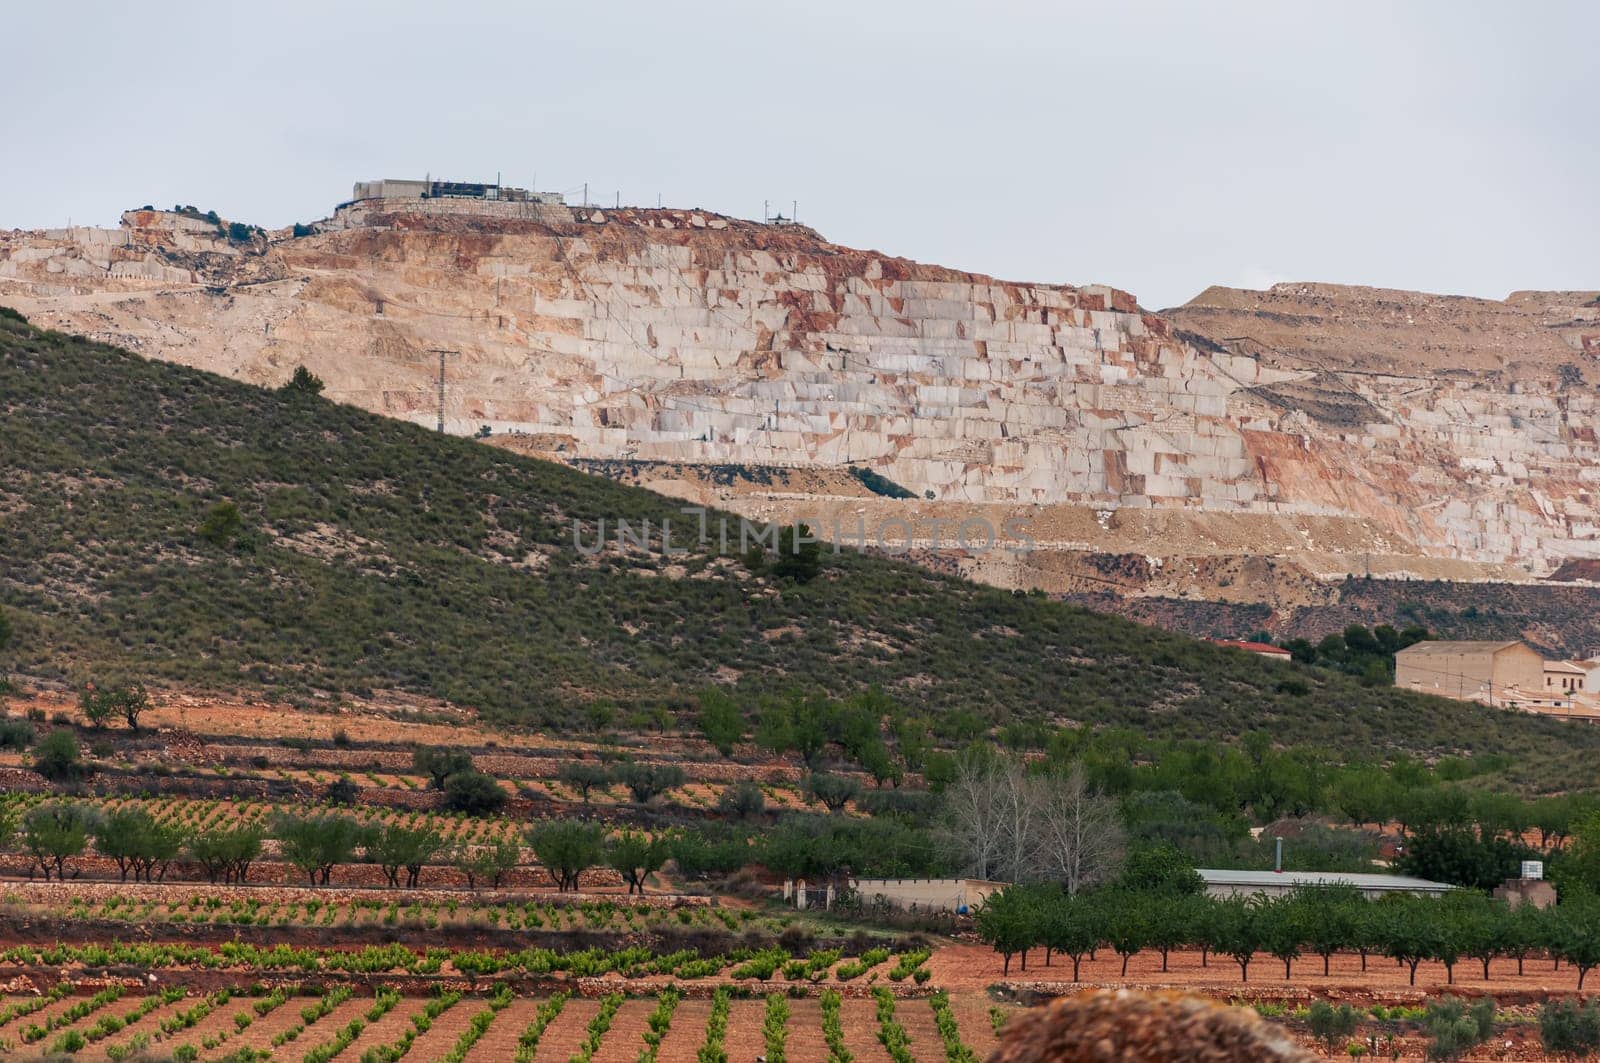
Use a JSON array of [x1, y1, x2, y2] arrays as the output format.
[[5, 1, 1595, 309]]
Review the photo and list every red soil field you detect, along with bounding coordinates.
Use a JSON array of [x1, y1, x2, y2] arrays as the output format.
[[929, 943, 1593, 1000], [654, 997, 711, 1063], [949, 996, 1004, 1060], [836, 997, 893, 1063], [461, 996, 547, 1063], [589, 997, 655, 1063], [719, 999, 770, 1063], [783, 998, 831, 1063], [896, 996, 959, 1063], [530, 995, 602, 1062]]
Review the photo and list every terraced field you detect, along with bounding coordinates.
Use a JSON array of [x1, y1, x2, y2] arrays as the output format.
[[0, 985, 999, 1063]]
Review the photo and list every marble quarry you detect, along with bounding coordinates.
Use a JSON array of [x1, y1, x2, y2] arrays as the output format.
[[3, 197, 1597, 603]]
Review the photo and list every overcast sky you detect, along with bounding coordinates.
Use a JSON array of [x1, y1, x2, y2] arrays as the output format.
[[6, 1, 1595, 309]]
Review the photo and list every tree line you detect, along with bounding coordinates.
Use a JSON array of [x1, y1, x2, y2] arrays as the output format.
[[975, 878, 1600, 988], [1, 802, 679, 892]]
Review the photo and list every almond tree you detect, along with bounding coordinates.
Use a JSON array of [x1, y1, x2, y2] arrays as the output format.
[[607, 831, 669, 894], [1260, 895, 1306, 980], [23, 802, 98, 880], [1300, 884, 1362, 976], [1550, 894, 1600, 991], [1041, 891, 1104, 981], [96, 808, 183, 882], [189, 827, 263, 884], [1106, 898, 1149, 977], [1210, 896, 1265, 983], [528, 821, 604, 891], [1379, 895, 1444, 987], [368, 824, 444, 888], [274, 814, 368, 886], [974, 887, 1036, 976]]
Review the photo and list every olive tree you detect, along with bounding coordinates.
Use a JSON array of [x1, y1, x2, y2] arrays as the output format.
[[558, 762, 612, 803], [78, 683, 150, 731], [31, 729, 85, 783], [614, 762, 685, 805], [1308, 1001, 1359, 1055], [697, 687, 745, 757], [413, 746, 473, 789], [717, 781, 766, 821], [803, 773, 861, 814], [443, 770, 507, 816]]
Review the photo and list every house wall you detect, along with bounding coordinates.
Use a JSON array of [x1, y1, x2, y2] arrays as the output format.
[[1396, 648, 1497, 701], [1492, 644, 1547, 697]]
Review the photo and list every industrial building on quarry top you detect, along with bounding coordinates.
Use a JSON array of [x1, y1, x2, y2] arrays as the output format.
[[347, 177, 567, 207]]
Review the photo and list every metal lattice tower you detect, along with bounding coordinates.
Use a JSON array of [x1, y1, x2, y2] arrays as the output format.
[[426, 348, 460, 432]]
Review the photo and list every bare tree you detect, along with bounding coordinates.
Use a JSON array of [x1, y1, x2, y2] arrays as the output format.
[[1035, 761, 1126, 894], [943, 751, 1008, 880], [994, 757, 1041, 884], [944, 754, 1126, 890]]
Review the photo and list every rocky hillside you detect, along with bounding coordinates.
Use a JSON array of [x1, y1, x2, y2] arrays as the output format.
[[5, 311, 1599, 789], [3, 198, 1597, 616]]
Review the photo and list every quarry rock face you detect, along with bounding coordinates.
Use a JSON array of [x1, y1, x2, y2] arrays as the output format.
[[3, 201, 1597, 606]]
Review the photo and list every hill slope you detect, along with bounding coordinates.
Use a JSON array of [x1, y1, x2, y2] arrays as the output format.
[[5, 208, 1598, 610], [1, 314, 1595, 786]]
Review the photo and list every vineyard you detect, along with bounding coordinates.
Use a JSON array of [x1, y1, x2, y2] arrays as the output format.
[[0, 980, 1001, 1063], [2, 691, 1600, 1061]]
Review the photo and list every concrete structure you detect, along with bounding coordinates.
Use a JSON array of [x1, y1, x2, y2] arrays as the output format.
[[849, 877, 1007, 914], [1495, 878, 1558, 908], [349, 177, 565, 206], [1394, 640, 1545, 707], [351, 178, 427, 200], [1197, 868, 1453, 900], [1212, 639, 1292, 660], [1494, 877, 1558, 909]]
